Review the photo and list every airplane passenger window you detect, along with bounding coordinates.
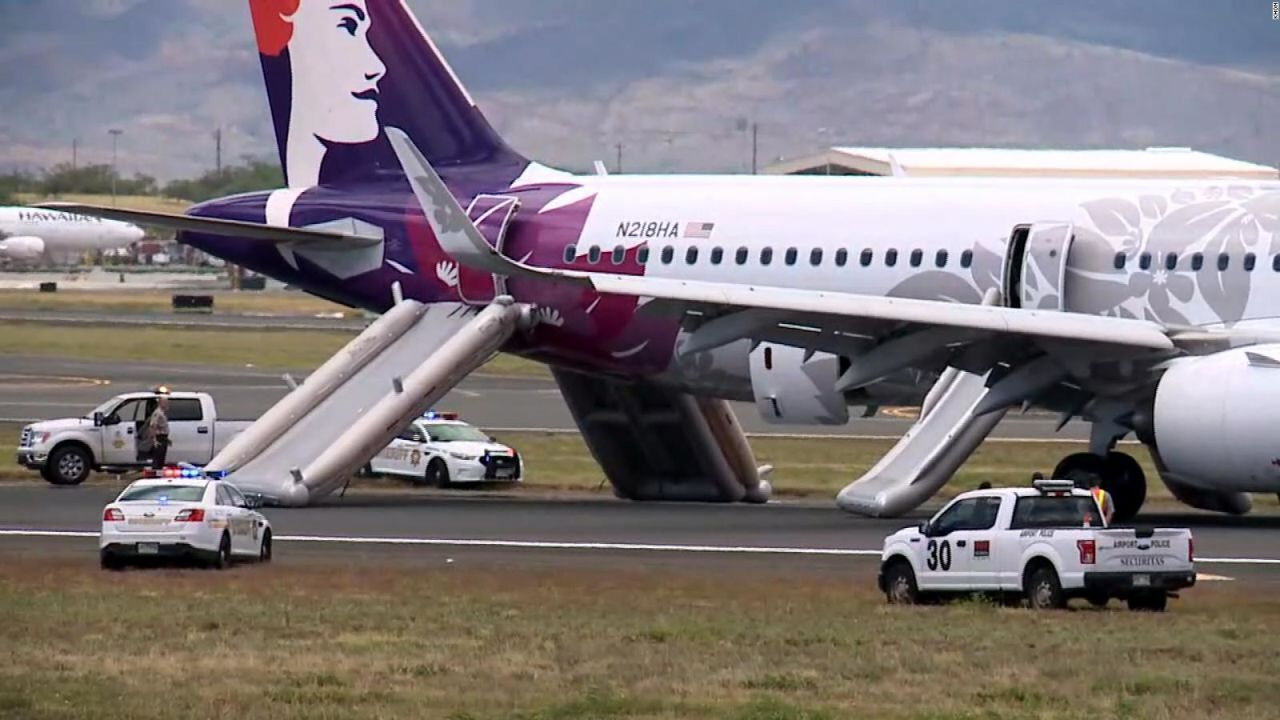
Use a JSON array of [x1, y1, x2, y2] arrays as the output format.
[[860, 250, 874, 267], [960, 250, 973, 269], [710, 247, 724, 265], [761, 248, 774, 266], [736, 247, 749, 265], [563, 245, 576, 263], [885, 249, 898, 268], [588, 246, 602, 264], [1139, 253, 1152, 271], [1245, 253, 1257, 272], [661, 246, 675, 265], [686, 247, 699, 264], [835, 249, 849, 267], [1218, 254, 1230, 271], [936, 250, 948, 268], [910, 249, 923, 267], [785, 248, 798, 266], [1113, 253, 1126, 270], [637, 247, 650, 265], [810, 248, 823, 266], [1165, 253, 1177, 271], [612, 246, 626, 265], [1192, 253, 1204, 271]]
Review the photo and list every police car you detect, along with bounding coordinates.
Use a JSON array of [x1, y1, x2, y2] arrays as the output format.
[[99, 467, 272, 570], [366, 412, 522, 487], [878, 480, 1195, 611]]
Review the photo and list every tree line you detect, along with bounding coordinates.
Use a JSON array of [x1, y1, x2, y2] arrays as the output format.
[[0, 160, 284, 206]]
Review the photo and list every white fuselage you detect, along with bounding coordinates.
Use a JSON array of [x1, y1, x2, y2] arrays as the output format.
[[0, 206, 143, 260]]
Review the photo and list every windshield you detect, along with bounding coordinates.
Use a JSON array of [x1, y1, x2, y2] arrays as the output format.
[[89, 397, 120, 419], [1010, 495, 1103, 530], [118, 485, 206, 503], [425, 424, 490, 443]]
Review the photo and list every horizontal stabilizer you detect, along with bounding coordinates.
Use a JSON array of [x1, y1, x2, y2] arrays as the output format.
[[34, 202, 382, 247]]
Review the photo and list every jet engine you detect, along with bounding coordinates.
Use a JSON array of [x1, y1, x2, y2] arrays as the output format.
[[749, 343, 849, 425], [0, 236, 45, 261], [1144, 345, 1280, 494]]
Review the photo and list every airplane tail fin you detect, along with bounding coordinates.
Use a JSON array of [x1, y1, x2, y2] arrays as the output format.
[[248, 0, 526, 187]]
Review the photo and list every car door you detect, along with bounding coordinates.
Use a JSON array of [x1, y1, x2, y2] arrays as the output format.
[[100, 398, 147, 465], [213, 484, 245, 554], [946, 496, 1004, 590], [920, 498, 983, 589], [224, 484, 260, 555], [165, 398, 211, 465]]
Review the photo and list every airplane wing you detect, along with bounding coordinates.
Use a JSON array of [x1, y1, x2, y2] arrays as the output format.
[[33, 202, 383, 247]]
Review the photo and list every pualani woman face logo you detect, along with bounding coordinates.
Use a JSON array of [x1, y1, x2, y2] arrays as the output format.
[[253, 0, 387, 188]]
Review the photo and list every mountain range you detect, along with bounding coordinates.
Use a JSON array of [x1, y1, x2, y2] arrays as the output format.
[[1, 0, 1276, 181]]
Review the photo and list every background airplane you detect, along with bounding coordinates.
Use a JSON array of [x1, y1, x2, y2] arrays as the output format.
[[49, 0, 1280, 520], [0, 206, 143, 263]]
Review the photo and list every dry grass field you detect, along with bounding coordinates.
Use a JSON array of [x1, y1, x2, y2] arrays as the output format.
[[0, 557, 1275, 720]]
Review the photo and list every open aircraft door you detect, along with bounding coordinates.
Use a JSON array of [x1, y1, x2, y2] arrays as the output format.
[[1002, 222, 1074, 311], [457, 195, 521, 304]]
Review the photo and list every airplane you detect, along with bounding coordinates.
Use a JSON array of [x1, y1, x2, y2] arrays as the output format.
[[0, 206, 144, 263], [47, 0, 1280, 520]]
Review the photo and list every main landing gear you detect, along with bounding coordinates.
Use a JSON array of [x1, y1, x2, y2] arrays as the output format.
[[1052, 451, 1147, 523]]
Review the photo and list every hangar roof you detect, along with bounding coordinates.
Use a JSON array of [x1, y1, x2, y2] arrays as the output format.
[[764, 146, 1278, 179]]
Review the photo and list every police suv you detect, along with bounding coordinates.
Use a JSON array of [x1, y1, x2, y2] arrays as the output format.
[[366, 412, 522, 487], [99, 469, 272, 570], [879, 480, 1195, 611]]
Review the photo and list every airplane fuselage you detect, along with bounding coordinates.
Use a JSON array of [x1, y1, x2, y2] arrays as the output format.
[[188, 173, 1280, 406]]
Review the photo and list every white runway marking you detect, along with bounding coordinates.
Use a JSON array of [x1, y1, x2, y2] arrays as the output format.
[[0, 529, 1276, 568]]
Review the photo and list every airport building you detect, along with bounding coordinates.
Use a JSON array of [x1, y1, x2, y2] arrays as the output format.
[[763, 146, 1279, 180]]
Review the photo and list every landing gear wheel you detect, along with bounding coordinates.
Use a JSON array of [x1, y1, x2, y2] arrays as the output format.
[[259, 530, 272, 563], [883, 562, 919, 605], [1103, 452, 1147, 523], [1053, 453, 1107, 489], [1052, 452, 1147, 523], [1127, 593, 1168, 613], [1086, 593, 1109, 609], [425, 459, 451, 489], [47, 445, 92, 486], [1025, 566, 1066, 610], [211, 533, 232, 570]]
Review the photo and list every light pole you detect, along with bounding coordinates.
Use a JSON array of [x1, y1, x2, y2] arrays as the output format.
[[108, 128, 123, 205], [736, 117, 759, 174]]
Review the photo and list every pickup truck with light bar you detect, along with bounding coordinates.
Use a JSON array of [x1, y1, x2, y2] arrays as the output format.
[[17, 391, 252, 486], [878, 480, 1195, 611]]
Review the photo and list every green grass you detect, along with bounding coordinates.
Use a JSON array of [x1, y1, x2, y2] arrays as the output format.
[[0, 322, 547, 377], [16, 192, 190, 215], [0, 557, 1277, 719], [0, 289, 352, 317]]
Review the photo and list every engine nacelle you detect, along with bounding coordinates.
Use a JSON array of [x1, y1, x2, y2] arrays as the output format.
[[0, 236, 45, 260], [749, 343, 849, 425], [1151, 345, 1280, 492]]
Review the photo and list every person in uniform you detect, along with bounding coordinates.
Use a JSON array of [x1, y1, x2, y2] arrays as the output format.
[[139, 388, 171, 470], [1089, 480, 1116, 525]]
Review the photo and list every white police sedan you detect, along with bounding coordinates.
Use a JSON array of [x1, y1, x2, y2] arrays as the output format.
[[367, 412, 522, 487], [99, 469, 272, 570]]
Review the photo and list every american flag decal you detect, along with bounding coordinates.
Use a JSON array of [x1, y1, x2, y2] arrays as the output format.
[[684, 222, 715, 239]]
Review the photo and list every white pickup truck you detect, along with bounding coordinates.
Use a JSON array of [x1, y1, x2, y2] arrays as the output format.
[[17, 391, 252, 486], [879, 480, 1195, 611]]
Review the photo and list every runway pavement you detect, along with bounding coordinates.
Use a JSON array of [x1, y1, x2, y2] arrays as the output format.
[[0, 354, 1088, 440], [1, 484, 1278, 584]]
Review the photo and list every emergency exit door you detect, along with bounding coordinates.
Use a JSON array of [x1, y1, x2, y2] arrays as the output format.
[[1002, 223, 1074, 310], [456, 195, 520, 304]]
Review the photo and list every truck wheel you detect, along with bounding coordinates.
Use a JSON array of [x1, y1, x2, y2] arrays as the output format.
[[1127, 593, 1168, 612], [1086, 593, 1109, 609], [48, 445, 92, 486], [883, 561, 919, 605], [425, 459, 451, 488], [1025, 566, 1066, 610]]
